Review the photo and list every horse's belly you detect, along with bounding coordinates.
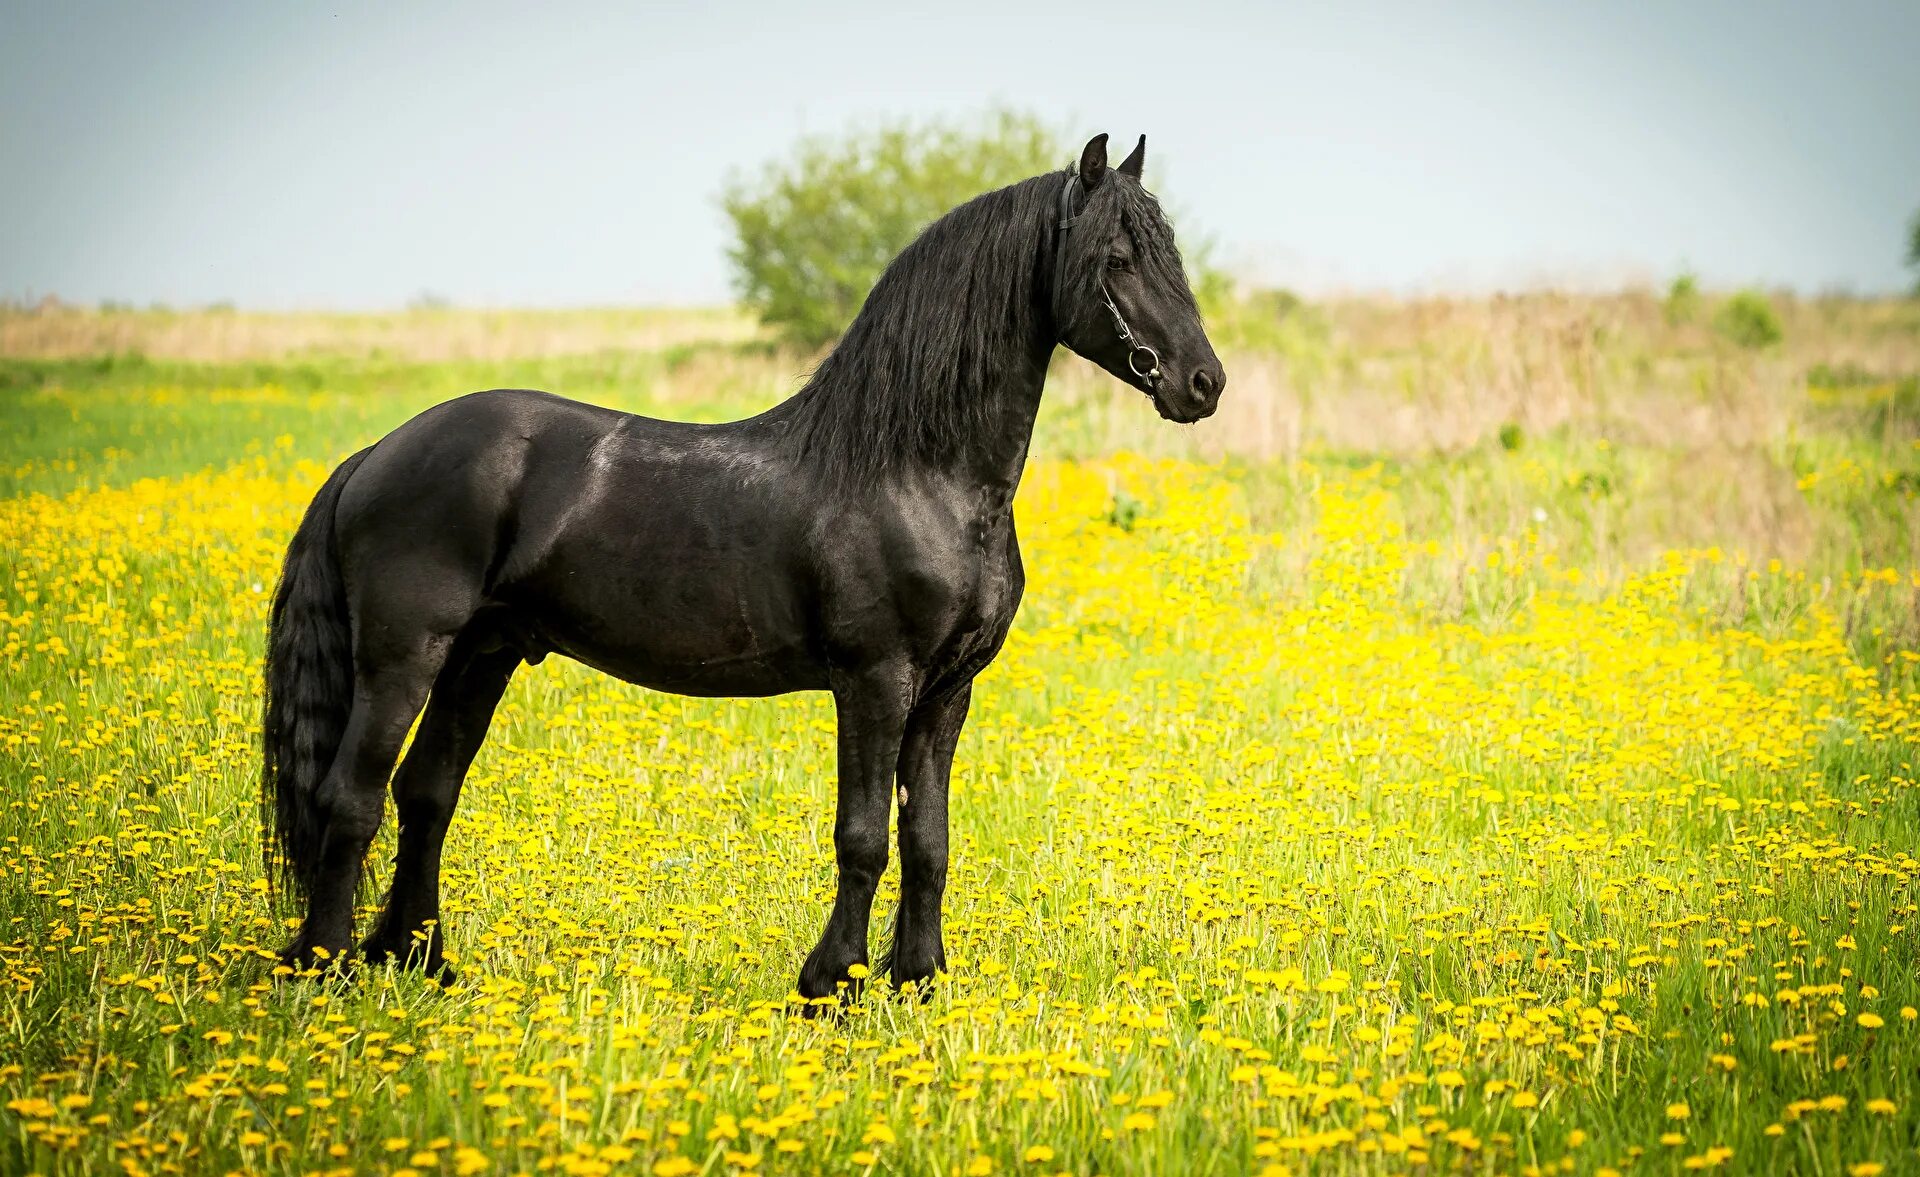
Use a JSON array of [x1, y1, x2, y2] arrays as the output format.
[[506, 559, 826, 698], [553, 634, 826, 698]]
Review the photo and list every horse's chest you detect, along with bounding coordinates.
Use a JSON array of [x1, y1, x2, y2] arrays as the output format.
[[941, 518, 1022, 665], [818, 495, 1023, 679]]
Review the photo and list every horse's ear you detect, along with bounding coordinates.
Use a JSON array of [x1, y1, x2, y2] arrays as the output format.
[[1118, 134, 1146, 179], [1078, 133, 1109, 189]]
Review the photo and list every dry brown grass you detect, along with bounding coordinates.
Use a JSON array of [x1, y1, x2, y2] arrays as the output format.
[[0, 303, 762, 362], [1028, 290, 1918, 461], [7, 293, 1913, 464]]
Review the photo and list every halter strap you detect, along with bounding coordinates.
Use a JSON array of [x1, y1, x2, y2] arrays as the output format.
[[1052, 174, 1162, 387]]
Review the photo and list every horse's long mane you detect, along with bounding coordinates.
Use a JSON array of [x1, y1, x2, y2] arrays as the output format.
[[779, 166, 1186, 486], [779, 172, 1056, 486]]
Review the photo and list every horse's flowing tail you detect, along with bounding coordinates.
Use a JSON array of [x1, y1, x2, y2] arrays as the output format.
[[261, 449, 369, 898]]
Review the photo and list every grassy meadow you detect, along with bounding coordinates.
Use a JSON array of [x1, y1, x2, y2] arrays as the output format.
[[4, 294, 1920, 1176]]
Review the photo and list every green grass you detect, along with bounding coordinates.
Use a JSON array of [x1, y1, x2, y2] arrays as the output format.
[[3, 320, 1920, 1176]]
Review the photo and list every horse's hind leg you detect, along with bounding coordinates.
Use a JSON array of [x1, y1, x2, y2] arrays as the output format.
[[360, 643, 518, 977], [284, 636, 456, 971]]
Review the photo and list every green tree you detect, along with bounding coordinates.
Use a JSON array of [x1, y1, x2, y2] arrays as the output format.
[[720, 109, 1063, 347]]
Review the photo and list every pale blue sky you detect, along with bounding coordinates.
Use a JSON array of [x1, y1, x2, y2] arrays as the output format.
[[3, 0, 1916, 307]]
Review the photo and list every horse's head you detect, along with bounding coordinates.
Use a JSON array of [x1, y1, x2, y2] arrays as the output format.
[[1052, 133, 1225, 424]]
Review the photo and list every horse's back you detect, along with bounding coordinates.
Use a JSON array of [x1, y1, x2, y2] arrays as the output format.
[[330, 387, 827, 693]]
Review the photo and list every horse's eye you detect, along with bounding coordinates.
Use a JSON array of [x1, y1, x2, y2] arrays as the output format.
[[1107, 256, 1129, 272]]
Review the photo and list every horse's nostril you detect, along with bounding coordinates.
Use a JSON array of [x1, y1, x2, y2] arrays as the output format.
[[1192, 368, 1221, 397]]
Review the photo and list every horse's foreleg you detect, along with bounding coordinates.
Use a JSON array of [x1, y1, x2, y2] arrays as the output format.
[[799, 668, 911, 1005], [886, 683, 969, 993], [360, 644, 518, 978]]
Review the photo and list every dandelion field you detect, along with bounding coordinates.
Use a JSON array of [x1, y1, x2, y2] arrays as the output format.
[[5, 301, 1920, 1176]]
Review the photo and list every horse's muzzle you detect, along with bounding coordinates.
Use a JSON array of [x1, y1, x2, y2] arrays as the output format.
[[1152, 363, 1225, 423]]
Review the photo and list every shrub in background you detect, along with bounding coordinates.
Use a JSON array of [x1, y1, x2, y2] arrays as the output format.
[[1714, 289, 1783, 349], [720, 109, 1063, 348], [1663, 271, 1701, 325]]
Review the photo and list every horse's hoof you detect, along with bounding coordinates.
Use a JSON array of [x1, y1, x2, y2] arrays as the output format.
[[358, 935, 454, 984], [797, 996, 840, 1021], [886, 946, 946, 1000], [795, 959, 868, 1017], [355, 936, 412, 966], [276, 942, 349, 981], [889, 972, 942, 1003]]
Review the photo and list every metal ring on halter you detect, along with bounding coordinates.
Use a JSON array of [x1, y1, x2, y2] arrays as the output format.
[[1128, 345, 1161, 381]]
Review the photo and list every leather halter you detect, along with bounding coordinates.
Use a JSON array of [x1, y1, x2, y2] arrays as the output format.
[[1053, 174, 1163, 387]]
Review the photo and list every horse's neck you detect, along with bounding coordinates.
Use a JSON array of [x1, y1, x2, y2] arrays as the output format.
[[957, 345, 1052, 496], [952, 226, 1060, 496]]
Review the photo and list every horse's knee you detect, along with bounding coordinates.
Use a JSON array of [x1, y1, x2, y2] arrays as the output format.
[[835, 823, 889, 887], [900, 829, 947, 876], [903, 856, 947, 896]]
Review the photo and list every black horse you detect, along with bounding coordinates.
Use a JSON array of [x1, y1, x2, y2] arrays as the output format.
[[261, 133, 1224, 1000]]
